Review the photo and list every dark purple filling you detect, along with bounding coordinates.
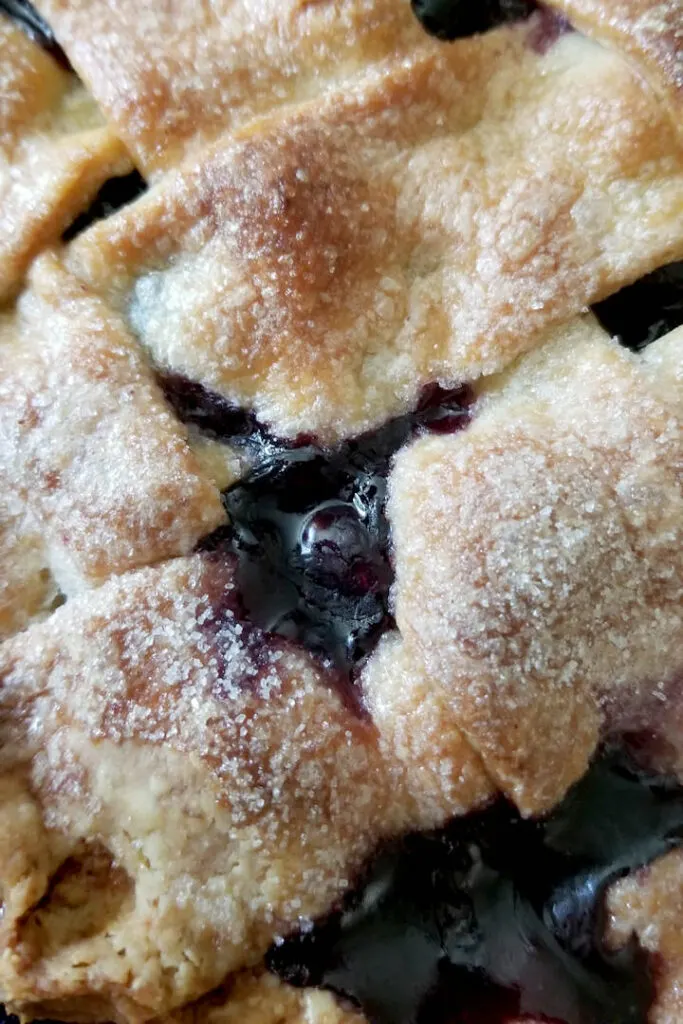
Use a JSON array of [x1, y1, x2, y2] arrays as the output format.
[[268, 744, 683, 1024], [159, 372, 260, 442], [163, 254, 681, 1021], [592, 262, 683, 351], [526, 6, 572, 54], [0, 0, 70, 69], [410, 0, 537, 42], [169, 377, 472, 674], [2, 0, 681, 1016], [62, 171, 148, 241]]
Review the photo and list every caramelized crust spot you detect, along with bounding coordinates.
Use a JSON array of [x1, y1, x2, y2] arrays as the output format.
[[65, 27, 683, 440]]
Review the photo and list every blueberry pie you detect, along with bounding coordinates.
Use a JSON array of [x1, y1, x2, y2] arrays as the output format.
[[0, 1, 681, 1023]]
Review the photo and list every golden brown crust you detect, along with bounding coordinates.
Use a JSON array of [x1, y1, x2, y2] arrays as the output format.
[[32, 0, 433, 176], [168, 971, 366, 1024], [0, 555, 397, 1022], [0, 15, 132, 302], [384, 317, 683, 814], [63, 23, 683, 441], [362, 631, 496, 829], [33, 0, 683, 176], [550, 0, 682, 117], [0, 3, 682, 1019], [606, 850, 683, 1024], [0, 254, 226, 592], [0, 486, 59, 641]]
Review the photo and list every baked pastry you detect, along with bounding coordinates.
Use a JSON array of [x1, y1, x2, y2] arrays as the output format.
[[0, 0, 681, 1023], [0, 13, 131, 302]]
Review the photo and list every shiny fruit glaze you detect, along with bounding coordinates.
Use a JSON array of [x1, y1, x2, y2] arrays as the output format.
[[268, 745, 683, 1024]]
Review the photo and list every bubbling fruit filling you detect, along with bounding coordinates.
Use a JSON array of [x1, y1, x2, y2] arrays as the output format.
[[162, 258, 683, 681], [162, 255, 683, 1024], [164, 377, 473, 676], [410, 0, 571, 51], [3, 1, 683, 1021], [410, 0, 537, 41], [267, 745, 683, 1024]]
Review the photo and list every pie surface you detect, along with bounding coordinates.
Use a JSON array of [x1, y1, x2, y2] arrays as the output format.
[[0, 1, 682, 1023]]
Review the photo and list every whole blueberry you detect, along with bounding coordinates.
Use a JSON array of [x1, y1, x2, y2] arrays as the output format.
[[299, 502, 372, 586]]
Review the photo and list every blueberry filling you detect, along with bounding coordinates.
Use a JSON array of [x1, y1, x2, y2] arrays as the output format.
[[268, 744, 683, 1024], [410, 0, 537, 42], [0, 0, 70, 69], [170, 377, 472, 674], [62, 171, 148, 242], [1, 0, 680, 1021], [220, 446, 395, 675], [527, 6, 572, 54], [158, 372, 260, 443], [592, 262, 683, 351]]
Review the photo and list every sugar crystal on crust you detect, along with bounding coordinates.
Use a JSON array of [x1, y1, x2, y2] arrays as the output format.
[[383, 317, 683, 814], [0, 555, 400, 1022], [0, 13, 132, 301], [0, 253, 226, 592], [31, 0, 435, 176], [0, 0, 682, 1018], [62, 22, 683, 441]]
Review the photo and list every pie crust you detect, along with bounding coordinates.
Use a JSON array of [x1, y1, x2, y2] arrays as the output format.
[[0, 1, 681, 1022]]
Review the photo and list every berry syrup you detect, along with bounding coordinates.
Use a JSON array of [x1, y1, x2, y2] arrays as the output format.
[[162, 376, 472, 675], [268, 745, 683, 1024]]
